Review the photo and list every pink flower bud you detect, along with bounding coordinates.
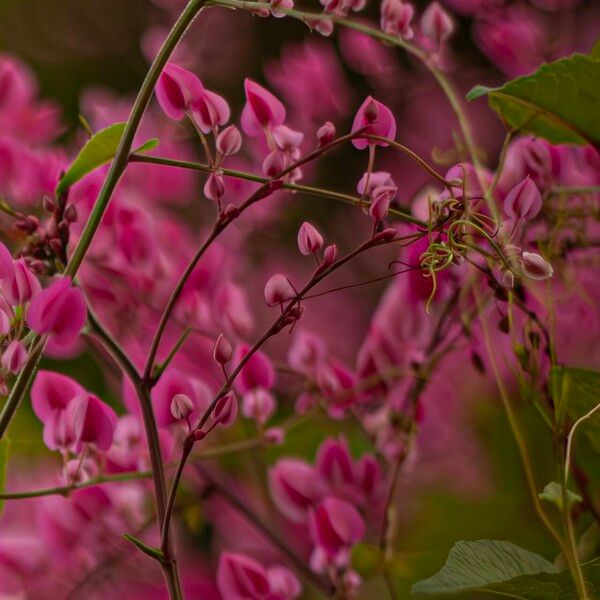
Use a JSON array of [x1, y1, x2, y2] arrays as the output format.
[[1, 340, 28, 374], [5, 258, 40, 305], [211, 391, 237, 427], [241, 79, 286, 136], [357, 171, 395, 196], [369, 185, 396, 220], [170, 393, 195, 421], [271, 0, 294, 18], [242, 388, 276, 425], [27, 276, 86, 347], [351, 96, 397, 150], [267, 565, 301, 599], [204, 172, 226, 203], [153, 369, 209, 427], [503, 176, 542, 221], [421, 2, 454, 47], [262, 149, 286, 178], [213, 333, 232, 365], [316, 121, 336, 147], [156, 63, 204, 121], [309, 496, 365, 561], [0, 309, 10, 336], [264, 274, 296, 307], [216, 125, 242, 156], [520, 252, 553, 280], [380, 0, 414, 40], [264, 427, 285, 445], [313, 19, 334, 37], [323, 244, 338, 267], [191, 89, 230, 134], [297, 221, 324, 256]]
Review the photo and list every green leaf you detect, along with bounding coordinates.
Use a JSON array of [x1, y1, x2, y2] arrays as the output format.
[[466, 53, 600, 149], [123, 533, 164, 561], [0, 437, 9, 518], [550, 366, 600, 449], [411, 539, 558, 595], [479, 558, 600, 599], [538, 482, 582, 510], [56, 123, 158, 196]]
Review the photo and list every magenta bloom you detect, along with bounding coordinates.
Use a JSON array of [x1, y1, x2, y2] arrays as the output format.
[[264, 273, 296, 307], [156, 63, 204, 120], [4, 258, 40, 306], [297, 221, 324, 256], [1, 340, 28, 374], [27, 276, 86, 347], [217, 552, 301, 600], [241, 78, 286, 136], [234, 344, 276, 394], [351, 96, 397, 149], [191, 89, 230, 134], [269, 458, 328, 523], [0, 241, 13, 280], [31, 371, 116, 453], [503, 176, 542, 221], [309, 496, 365, 560], [421, 2, 454, 47]]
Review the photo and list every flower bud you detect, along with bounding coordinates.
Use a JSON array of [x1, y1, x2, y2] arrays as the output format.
[[270, 0, 294, 18], [421, 2, 454, 47], [216, 125, 242, 156], [211, 391, 237, 427], [503, 176, 542, 221], [213, 333, 233, 365], [351, 96, 396, 150], [297, 221, 324, 256], [316, 121, 336, 147], [1, 340, 28, 374], [315, 19, 334, 37], [204, 172, 226, 203], [272, 125, 304, 152], [5, 259, 41, 305], [264, 274, 296, 307], [262, 149, 286, 178], [380, 0, 414, 40], [63, 204, 77, 223], [369, 185, 396, 220], [520, 252, 553, 280], [170, 393, 195, 421], [264, 427, 285, 445]]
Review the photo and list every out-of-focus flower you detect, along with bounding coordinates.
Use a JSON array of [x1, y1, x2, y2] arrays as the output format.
[[421, 2, 454, 48], [380, 0, 415, 40], [503, 176, 542, 221], [1, 340, 28, 374]]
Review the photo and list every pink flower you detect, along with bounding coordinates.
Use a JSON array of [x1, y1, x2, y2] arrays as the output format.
[[69, 392, 117, 453], [357, 171, 395, 197], [31, 370, 84, 419], [297, 221, 324, 256], [351, 96, 397, 150], [369, 186, 396, 220], [234, 344, 276, 394], [191, 90, 230, 134], [26, 276, 86, 347], [156, 63, 204, 120], [520, 252, 553, 280], [288, 330, 327, 374], [241, 388, 276, 424], [269, 458, 328, 523], [503, 176, 542, 221], [170, 393, 195, 421], [152, 369, 211, 427], [271, 0, 294, 18], [309, 496, 365, 561], [421, 2, 454, 47], [204, 172, 226, 204], [217, 553, 300, 600], [216, 125, 242, 156], [241, 79, 286, 136], [1, 340, 28, 374], [380, 0, 415, 40], [4, 258, 40, 305], [264, 274, 296, 307], [0, 241, 13, 280]]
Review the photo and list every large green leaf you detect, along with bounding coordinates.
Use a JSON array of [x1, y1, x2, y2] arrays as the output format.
[[467, 53, 600, 149], [0, 437, 9, 518], [550, 366, 600, 451], [56, 123, 158, 196], [411, 540, 558, 595]]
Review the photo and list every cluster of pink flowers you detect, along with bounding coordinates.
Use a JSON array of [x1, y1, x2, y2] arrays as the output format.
[[0, 0, 597, 597]]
